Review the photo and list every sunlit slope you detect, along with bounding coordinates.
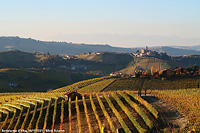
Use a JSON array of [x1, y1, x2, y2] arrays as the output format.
[[152, 89, 200, 131], [52, 76, 200, 93], [0, 90, 159, 132], [78, 78, 116, 93], [52, 76, 112, 93]]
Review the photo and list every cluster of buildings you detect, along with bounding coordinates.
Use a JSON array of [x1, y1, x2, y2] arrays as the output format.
[[161, 67, 200, 76], [110, 66, 200, 79], [141, 67, 200, 79], [80, 52, 102, 56], [63, 52, 103, 59], [133, 46, 159, 57], [63, 46, 165, 60]]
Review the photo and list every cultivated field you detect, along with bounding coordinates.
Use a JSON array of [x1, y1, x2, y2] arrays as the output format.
[[1, 76, 200, 132], [0, 91, 159, 133], [152, 89, 200, 132]]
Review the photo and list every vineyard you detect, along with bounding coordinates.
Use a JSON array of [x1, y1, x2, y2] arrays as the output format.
[[1, 76, 200, 132], [47, 76, 200, 93], [0, 92, 43, 104], [78, 79, 116, 93], [104, 77, 200, 91], [51, 76, 112, 93], [0, 90, 159, 133], [152, 89, 200, 132]]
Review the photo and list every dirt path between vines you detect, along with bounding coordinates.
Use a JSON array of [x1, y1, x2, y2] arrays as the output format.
[[141, 94, 188, 132]]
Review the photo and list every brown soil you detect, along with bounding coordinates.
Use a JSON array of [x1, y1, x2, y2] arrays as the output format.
[[85, 98, 105, 133], [91, 98, 111, 132], [79, 100, 90, 132], [71, 102, 78, 132], [142, 94, 188, 132], [98, 97, 122, 129]]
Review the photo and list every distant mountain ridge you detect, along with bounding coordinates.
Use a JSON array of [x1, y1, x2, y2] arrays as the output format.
[[172, 45, 200, 51], [0, 36, 136, 55], [1, 36, 200, 56], [149, 46, 200, 56]]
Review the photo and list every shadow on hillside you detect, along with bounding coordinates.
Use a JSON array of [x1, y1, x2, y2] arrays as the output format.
[[141, 95, 188, 132]]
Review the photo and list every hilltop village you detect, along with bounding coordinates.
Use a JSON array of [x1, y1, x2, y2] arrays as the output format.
[[33, 47, 200, 79], [73, 46, 170, 59], [2, 47, 200, 82], [62, 47, 200, 80]]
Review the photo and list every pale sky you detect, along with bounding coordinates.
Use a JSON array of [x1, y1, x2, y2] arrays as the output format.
[[0, 0, 200, 47]]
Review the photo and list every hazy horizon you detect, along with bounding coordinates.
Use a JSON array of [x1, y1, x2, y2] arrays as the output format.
[[1, 0, 200, 47], [2, 35, 200, 49]]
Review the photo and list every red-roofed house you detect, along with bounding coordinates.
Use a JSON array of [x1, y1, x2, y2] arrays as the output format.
[[175, 68, 188, 75], [162, 69, 174, 75], [64, 91, 82, 101]]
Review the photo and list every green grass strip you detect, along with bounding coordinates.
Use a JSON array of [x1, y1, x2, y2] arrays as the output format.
[[126, 91, 159, 118], [103, 93, 131, 133], [111, 92, 146, 133], [119, 91, 153, 129], [96, 94, 116, 132]]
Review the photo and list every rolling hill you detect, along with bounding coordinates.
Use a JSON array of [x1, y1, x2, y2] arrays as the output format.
[[173, 45, 200, 51], [0, 50, 72, 68], [0, 50, 38, 68], [0, 68, 100, 92], [1, 49, 200, 93], [0, 36, 136, 55], [1, 50, 200, 75], [1, 36, 200, 56], [150, 46, 200, 56]]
